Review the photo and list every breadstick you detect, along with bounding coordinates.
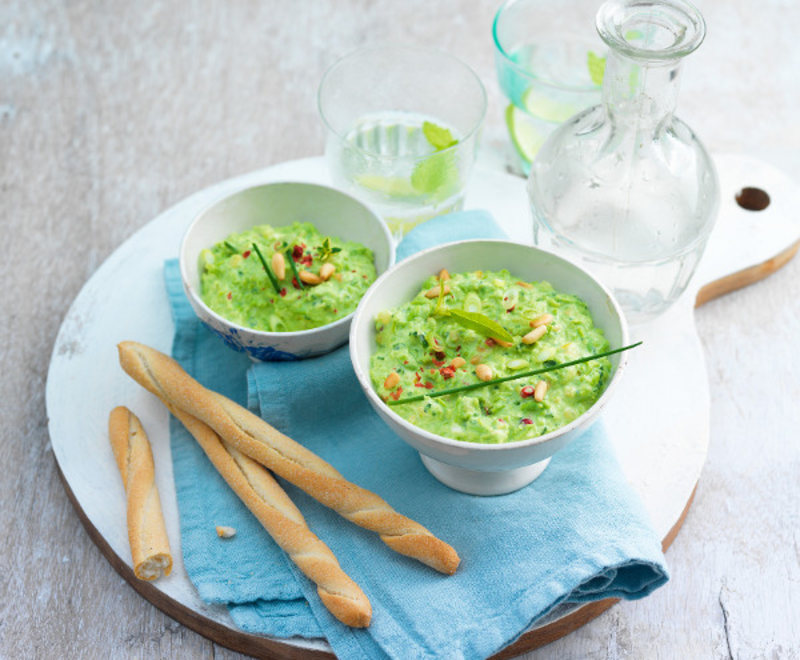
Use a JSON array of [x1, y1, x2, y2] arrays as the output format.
[[108, 406, 173, 581], [117, 341, 460, 575], [171, 406, 371, 628]]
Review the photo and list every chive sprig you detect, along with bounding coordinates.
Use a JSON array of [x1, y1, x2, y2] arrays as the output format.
[[386, 341, 642, 406], [251, 242, 282, 294], [285, 247, 304, 289]]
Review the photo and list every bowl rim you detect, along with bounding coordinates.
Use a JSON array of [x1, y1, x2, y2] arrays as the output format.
[[349, 238, 630, 453], [179, 180, 395, 340]]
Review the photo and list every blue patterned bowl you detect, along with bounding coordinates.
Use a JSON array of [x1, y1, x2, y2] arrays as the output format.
[[180, 182, 394, 361]]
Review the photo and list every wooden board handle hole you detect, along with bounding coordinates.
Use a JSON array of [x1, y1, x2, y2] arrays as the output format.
[[735, 187, 771, 211]]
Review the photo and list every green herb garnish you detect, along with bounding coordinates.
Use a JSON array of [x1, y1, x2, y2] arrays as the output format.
[[411, 150, 459, 195], [430, 279, 514, 344], [317, 237, 342, 262], [422, 121, 458, 150], [446, 309, 514, 344], [432, 277, 448, 315], [411, 121, 460, 197], [251, 243, 281, 294], [285, 248, 304, 290], [224, 241, 239, 253], [387, 342, 642, 405]]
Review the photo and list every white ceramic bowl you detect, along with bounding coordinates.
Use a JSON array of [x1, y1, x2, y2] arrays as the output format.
[[349, 239, 629, 495], [180, 182, 394, 361]]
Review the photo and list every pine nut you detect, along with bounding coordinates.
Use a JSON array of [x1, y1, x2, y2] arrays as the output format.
[[299, 270, 322, 285], [319, 263, 336, 281], [470, 355, 482, 365], [384, 372, 400, 389], [475, 364, 493, 381], [424, 284, 450, 298], [530, 313, 553, 328], [438, 269, 451, 281], [522, 325, 547, 344], [216, 526, 236, 538], [271, 252, 286, 280], [494, 338, 514, 348], [451, 357, 466, 369], [534, 380, 548, 402]]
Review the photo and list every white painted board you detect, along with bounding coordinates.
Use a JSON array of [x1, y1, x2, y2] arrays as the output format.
[[45, 154, 800, 656]]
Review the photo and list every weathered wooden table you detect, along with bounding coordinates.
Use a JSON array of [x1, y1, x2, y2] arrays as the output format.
[[3, 1, 799, 658]]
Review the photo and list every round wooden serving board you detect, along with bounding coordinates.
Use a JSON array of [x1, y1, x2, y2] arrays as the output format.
[[46, 155, 800, 659]]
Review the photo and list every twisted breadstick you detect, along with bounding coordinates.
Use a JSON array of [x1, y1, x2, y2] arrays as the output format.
[[108, 406, 173, 581], [118, 341, 460, 575], [171, 407, 371, 627]]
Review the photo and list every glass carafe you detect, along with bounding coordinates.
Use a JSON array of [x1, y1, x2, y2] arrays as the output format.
[[527, 0, 719, 325]]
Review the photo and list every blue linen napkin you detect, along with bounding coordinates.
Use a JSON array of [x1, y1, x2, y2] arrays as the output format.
[[164, 210, 668, 659]]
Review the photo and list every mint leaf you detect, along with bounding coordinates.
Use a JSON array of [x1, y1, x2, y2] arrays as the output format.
[[316, 236, 341, 261], [587, 51, 606, 86], [410, 150, 459, 196], [446, 308, 514, 344], [422, 121, 458, 151]]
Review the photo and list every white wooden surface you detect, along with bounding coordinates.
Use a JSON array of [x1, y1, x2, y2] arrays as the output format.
[[3, 1, 800, 659]]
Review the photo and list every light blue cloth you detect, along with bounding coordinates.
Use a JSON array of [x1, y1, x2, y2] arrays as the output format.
[[165, 210, 668, 659]]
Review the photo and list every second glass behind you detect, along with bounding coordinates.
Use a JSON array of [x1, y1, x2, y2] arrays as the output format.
[[493, 0, 606, 175], [318, 45, 487, 243]]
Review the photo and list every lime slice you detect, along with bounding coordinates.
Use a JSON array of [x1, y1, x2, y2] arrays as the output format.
[[520, 87, 578, 124], [355, 174, 417, 197], [505, 103, 544, 166]]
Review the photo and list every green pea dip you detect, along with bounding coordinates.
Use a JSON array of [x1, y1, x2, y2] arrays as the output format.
[[200, 221, 376, 332], [370, 269, 611, 443]]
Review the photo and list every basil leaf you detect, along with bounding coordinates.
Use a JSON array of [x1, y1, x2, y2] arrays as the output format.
[[447, 308, 514, 343]]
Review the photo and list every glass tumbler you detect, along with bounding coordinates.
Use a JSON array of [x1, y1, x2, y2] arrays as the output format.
[[318, 45, 487, 243], [493, 0, 606, 175]]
